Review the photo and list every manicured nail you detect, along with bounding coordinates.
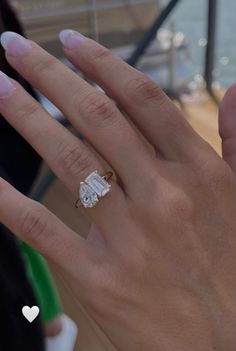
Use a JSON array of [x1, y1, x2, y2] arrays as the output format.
[[59, 29, 87, 49], [0, 31, 32, 56], [0, 71, 16, 98]]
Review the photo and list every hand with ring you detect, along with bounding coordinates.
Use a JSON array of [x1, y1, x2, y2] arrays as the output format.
[[1, 30, 236, 350]]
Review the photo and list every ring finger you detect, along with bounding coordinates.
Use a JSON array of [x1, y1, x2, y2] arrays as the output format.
[[1, 32, 156, 192], [0, 74, 126, 236]]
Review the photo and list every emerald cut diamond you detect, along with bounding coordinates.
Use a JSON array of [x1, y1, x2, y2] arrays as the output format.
[[85, 171, 111, 197]]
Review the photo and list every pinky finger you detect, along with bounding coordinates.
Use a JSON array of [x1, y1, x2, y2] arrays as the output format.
[[0, 177, 91, 279]]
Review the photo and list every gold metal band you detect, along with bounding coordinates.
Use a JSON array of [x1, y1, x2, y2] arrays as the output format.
[[102, 171, 113, 182]]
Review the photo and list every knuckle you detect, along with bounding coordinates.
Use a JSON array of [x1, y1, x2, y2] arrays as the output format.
[[57, 143, 94, 179], [126, 74, 164, 104], [33, 56, 59, 76], [163, 189, 194, 220], [15, 102, 41, 121], [20, 204, 50, 243], [78, 92, 118, 128], [89, 46, 113, 65], [198, 158, 233, 191], [123, 240, 153, 277]]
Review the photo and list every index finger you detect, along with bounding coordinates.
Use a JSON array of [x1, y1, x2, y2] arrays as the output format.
[[0, 31, 155, 191]]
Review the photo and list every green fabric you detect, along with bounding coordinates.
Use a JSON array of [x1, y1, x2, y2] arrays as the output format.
[[20, 242, 62, 322]]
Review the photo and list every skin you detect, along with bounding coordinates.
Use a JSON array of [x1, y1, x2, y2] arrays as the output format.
[[0, 34, 236, 350], [44, 316, 63, 337]]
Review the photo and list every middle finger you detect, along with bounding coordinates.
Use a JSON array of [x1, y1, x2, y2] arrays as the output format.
[[0, 32, 155, 191], [0, 75, 125, 230]]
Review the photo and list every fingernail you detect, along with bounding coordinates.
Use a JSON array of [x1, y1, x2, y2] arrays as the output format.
[[59, 29, 87, 49], [0, 31, 32, 56], [0, 71, 16, 98]]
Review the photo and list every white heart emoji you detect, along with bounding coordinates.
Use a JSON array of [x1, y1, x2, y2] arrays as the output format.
[[22, 306, 40, 323]]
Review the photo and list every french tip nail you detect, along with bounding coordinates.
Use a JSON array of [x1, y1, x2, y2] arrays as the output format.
[[0, 31, 31, 56], [0, 31, 16, 50], [59, 29, 86, 49], [59, 29, 71, 45]]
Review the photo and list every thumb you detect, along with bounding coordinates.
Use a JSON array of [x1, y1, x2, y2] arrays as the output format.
[[219, 84, 236, 174]]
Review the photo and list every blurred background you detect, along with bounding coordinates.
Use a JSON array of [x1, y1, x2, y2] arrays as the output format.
[[15, 0, 236, 91], [9, 1, 234, 350]]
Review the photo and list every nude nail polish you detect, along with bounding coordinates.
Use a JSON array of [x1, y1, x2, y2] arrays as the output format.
[[0, 31, 32, 56], [59, 29, 87, 50], [0, 71, 16, 98]]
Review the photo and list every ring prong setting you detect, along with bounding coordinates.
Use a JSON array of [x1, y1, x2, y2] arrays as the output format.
[[78, 171, 112, 209]]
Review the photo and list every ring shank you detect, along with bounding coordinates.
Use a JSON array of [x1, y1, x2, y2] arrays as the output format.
[[102, 171, 113, 182]]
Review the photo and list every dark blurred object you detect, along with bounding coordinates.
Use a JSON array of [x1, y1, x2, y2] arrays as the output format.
[[0, 0, 41, 194], [204, 0, 218, 103], [0, 1, 44, 350], [0, 0, 38, 99]]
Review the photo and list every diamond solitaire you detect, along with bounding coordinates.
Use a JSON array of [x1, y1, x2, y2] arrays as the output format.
[[77, 171, 112, 208]]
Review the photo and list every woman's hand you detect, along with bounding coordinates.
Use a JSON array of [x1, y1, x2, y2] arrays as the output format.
[[0, 30, 236, 350]]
